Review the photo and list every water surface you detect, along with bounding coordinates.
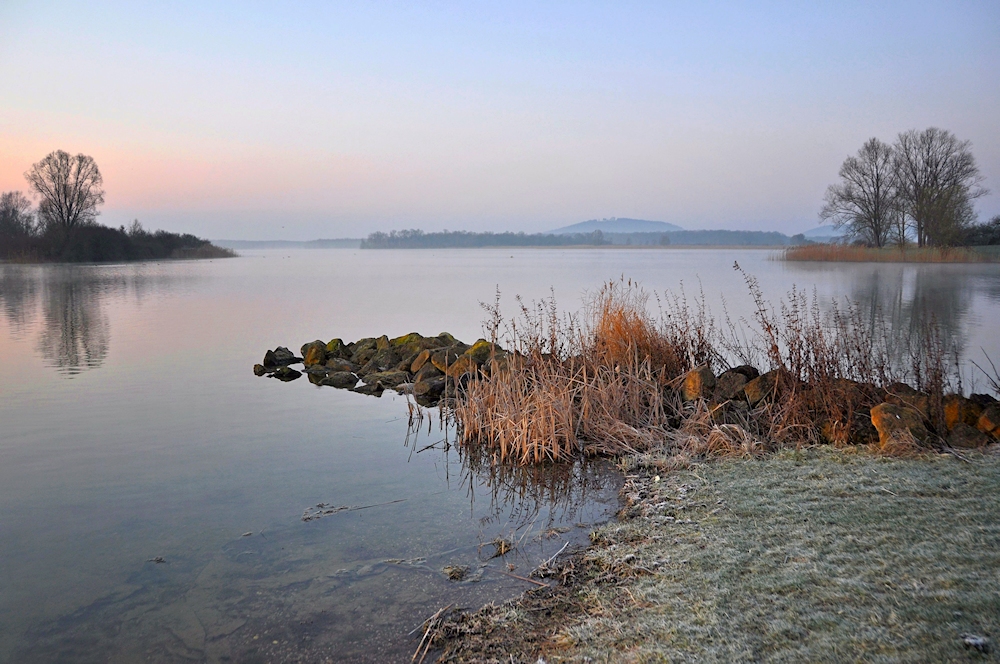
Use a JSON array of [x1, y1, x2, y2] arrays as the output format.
[[1, 248, 999, 662]]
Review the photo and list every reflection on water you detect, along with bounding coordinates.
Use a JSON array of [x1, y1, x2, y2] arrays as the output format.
[[785, 261, 1000, 381], [0, 265, 193, 376]]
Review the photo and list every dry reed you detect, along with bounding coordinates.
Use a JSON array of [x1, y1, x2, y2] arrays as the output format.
[[783, 243, 996, 263], [453, 272, 961, 465]]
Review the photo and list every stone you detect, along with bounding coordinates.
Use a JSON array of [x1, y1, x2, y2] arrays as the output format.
[[446, 355, 481, 378], [272, 347, 297, 365], [325, 357, 357, 373], [681, 366, 716, 401], [436, 332, 460, 346], [253, 363, 266, 376], [414, 376, 447, 399], [947, 422, 990, 449], [411, 349, 432, 373], [430, 347, 464, 373], [359, 347, 401, 375], [303, 365, 329, 376], [362, 370, 410, 388], [729, 365, 760, 381], [870, 403, 931, 447], [744, 369, 779, 407], [352, 383, 383, 396], [376, 334, 390, 351], [396, 351, 421, 372], [300, 340, 327, 367], [885, 383, 930, 421], [263, 346, 298, 368], [463, 339, 501, 365], [390, 332, 424, 347], [349, 338, 378, 365], [943, 394, 983, 430], [714, 369, 749, 402], [415, 362, 443, 382], [272, 366, 301, 382], [977, 405, 1000, 438], [325, 338, 349, 359], [321, 371, 358, 389], [970, 393, 999, 409]]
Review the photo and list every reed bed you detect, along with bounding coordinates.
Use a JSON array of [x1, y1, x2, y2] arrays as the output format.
[[453, 270, 961, 465], [783, 243, 997, 263]]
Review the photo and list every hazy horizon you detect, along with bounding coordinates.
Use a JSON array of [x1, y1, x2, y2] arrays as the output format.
[[2, 1, 998, 241]]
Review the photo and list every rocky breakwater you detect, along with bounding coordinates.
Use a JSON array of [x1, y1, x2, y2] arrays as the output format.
[[678, 365, 1000, 450], [253, 332, 505, 405]]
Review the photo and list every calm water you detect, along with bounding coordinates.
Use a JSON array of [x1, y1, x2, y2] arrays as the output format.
[[1, 248, 999, 663]]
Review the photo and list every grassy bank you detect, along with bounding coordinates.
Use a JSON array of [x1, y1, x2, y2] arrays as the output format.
[[435, 446, 1000, 662], [783, 244, 999, 263]]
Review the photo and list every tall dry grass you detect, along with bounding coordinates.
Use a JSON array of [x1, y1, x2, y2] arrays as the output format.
[[783, 244, 996, 263], [453, 272, 959, 465]]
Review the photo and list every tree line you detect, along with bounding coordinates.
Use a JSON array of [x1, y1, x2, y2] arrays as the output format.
[[822, 127, 996, 248], [360, 229, 610, 248], [1, 150, 232, 261]]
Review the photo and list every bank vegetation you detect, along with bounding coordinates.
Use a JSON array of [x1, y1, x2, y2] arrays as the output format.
[[1, 151, 234, 262]]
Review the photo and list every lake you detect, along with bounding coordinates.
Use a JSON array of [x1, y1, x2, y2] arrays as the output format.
[[1, 247, 999, 663]]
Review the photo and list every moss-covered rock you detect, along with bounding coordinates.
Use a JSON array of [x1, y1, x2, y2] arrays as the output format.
[[325, 338, 349, 359], [301, 340, 328, 367], [359, 347, 401, 376]]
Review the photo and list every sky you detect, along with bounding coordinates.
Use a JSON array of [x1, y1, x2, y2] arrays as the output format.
[[1, 1, 998, 240]]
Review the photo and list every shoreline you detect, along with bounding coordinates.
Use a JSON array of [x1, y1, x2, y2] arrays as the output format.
[[432, 445, 1000, 661]]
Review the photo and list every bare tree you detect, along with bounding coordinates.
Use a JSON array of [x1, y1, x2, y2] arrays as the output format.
[[24, 151, 105, 232], [894, 128, 987, 247], [0, 191, 36, 237], [820, 138, 899, 248]]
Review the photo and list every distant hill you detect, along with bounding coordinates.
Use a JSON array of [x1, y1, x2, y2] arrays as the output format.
[[549, 218, 684, 234]]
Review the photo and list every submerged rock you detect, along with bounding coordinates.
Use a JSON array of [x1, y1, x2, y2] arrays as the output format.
[[352, 382, 383, 397], [321, 371, 358, 389], [272, 366, 302, 382]]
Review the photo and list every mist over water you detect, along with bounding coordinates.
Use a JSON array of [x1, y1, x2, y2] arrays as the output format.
[[1, 248, 998, 662]]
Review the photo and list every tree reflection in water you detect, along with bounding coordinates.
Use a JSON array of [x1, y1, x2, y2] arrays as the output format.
[[0, 265, 184, 377], [785, 262, 1000, 382]]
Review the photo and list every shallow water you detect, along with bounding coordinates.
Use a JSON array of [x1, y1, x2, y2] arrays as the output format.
[[1, 248, 999, 662]]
